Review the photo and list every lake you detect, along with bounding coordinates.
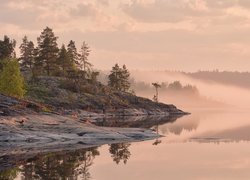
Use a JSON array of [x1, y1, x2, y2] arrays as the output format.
[[2, 108, 250, 180]]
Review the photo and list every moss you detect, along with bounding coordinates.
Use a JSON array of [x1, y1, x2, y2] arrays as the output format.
[[41, 106, 52, 113]]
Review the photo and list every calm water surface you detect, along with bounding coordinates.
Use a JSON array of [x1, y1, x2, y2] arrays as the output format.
[[3, 108, 250, 180]]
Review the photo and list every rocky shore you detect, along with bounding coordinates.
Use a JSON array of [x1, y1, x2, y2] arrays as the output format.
[[0, 83, 187, 159], [0, 114, 159, 156]]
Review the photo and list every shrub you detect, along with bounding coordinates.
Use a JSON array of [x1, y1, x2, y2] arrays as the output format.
[[0, 59, 25, 98]]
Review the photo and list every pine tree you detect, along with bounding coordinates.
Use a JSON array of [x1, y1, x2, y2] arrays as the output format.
[[32, 47, 43, 77], [67, 40, 79, 68], [0, 35, 16, 60], [120, 65, 130, 92], [0, 59, 25, 98], [108, 63, 122, 91], [79, 41, 92, 72], [108, 64, 131, 92], [19, 35, 35, 71], [36, 27, 59, 76], [57, 44, 73, 75], [152, 82, 161, 102]]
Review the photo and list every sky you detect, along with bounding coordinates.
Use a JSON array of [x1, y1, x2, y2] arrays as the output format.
[[1, 0, 250, 72]]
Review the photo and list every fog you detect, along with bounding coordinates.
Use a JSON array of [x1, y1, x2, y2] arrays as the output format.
[[130, 70, 250, 110]]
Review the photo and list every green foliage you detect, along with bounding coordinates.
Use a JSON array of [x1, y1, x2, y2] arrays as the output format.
[[19, 35, 35, 71], [62, 69, 100, 94], [64, 69, 88, 93], [36, 27, 59, 76], [15, 27, 99, 83], [18, 28, 97, 80], [108, 63, 131, 92], [0, 35, 16, 61], [60, 76, 99, 94], [26, 83, 53, 101], [41, 106, 52, 113], [0, 168, 19, 180], [57, 44, 75, 75], [67, 40, 79, 67], [108, 64, 122, 90], [0, 59, 25, 98], [121, 65, 130, 91]]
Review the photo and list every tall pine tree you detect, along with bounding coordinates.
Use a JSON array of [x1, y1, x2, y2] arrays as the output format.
[[121, 65, 130, 92], [67, 40, 79, 69], [79, 41, 92, 72], [19, 35, 35, 71], [108, 63, 122, 91], [108, 64, 131, 92], [36, 27, 59, 76], [57, 44, 73, 75]]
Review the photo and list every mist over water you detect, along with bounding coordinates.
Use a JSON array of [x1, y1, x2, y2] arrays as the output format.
[[130, 70, 250, 109]]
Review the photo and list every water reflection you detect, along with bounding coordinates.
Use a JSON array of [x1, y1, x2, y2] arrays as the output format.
[[3, 110, 250, 179], [109, 143, 131, 164], [0, 115, 183, 180], [0, 143, 133, 180], [156, 113, 200, 136], [190, 124, 250, 143], [93, 114, 183, 129], [0, 147, 100, 180], [156, 109, 250, 143]]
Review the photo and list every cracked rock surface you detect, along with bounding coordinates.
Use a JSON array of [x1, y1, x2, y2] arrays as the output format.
[[0, 114, 159, 157]]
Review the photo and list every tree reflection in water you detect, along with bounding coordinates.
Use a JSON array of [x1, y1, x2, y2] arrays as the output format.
[[109, 143, 131, 164], [0, 143, 133, 179], [0, 147, 100, 180], [152, 124, 162, 145]]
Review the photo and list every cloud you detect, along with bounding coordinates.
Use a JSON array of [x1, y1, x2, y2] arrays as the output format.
[[120, 0, 250, 23], [56, 27, 250, 71], [69, 3, 99, 18], [238, 0, 250, 9], [0, 2, 44, 30], [121, 0, 216, 23], [204, 0, 236, 9], [97, 0, 109, 6], [0, 0, 107, 32], [1, 0, 250, 72]]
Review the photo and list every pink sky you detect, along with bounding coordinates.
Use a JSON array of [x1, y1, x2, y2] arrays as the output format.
[[1, 0, 250, 72]]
